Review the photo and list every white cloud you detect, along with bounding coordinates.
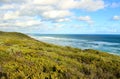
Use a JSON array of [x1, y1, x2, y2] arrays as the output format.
[[58, 0, 105, 11], [15, 20, 42, 27], [0, 4, 14, 10], [42, 10, 71, 19], [0, 0, 105, 28], [40, 10, 72, 22], [79, 16, 91, 21], [0, 0, 27, 4], [3, 11, 19, 20], [78, 16, 93, 24], [55, 18, 70, 22], [0, 16, 42, 27], [78, 0, 105, 11], [32, 0, 105, 11], [111, 2, 120, 8], [112, 15, 120, 21], [57, 0, 78, 9], [33, 0, 58, 5]]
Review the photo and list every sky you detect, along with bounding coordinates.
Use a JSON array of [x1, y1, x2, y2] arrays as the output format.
[[0, 0, 120, 34]]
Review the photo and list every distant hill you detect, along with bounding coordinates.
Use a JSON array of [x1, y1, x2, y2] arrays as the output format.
[[0, 31, 120, 79]]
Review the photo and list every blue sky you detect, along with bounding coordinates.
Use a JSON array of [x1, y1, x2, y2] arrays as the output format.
[[0, 0, 120, 34]]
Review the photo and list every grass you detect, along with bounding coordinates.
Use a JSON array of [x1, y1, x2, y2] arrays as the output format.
[[0, 31, 120, 79]]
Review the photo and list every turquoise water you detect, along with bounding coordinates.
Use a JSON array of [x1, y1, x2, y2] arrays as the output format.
[[29, 34, 120, 55]]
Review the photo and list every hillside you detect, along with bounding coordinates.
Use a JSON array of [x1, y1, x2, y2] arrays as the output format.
[[0, 31, 120, 79]]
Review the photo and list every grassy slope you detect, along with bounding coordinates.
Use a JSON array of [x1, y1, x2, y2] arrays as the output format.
[[0, 31, 120, 79]]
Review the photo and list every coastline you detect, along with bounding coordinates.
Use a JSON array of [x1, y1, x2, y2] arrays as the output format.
[[0, 31, 120, 79], [29, 34, 120, 56]]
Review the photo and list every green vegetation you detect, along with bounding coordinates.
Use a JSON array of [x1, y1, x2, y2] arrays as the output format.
[[0, 31, 120, 79]]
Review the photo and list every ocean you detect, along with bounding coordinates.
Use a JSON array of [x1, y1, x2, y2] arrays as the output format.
[[29, 34, 120, 55]]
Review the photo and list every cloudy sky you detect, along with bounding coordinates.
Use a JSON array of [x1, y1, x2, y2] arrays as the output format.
[[0, 0, 120, 34]]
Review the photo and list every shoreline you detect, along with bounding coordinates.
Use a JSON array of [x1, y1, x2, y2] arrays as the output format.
[[29, 35, 120, 56], [0, 31, 120, 79]]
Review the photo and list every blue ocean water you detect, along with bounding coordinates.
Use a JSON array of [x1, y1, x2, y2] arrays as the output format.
[[29, 34, 120, 55]]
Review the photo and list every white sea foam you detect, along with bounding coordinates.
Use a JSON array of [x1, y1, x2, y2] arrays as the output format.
[[30, 35, 120, 47], [30, 36, 85, 42], [89, 41, 120, 46]]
